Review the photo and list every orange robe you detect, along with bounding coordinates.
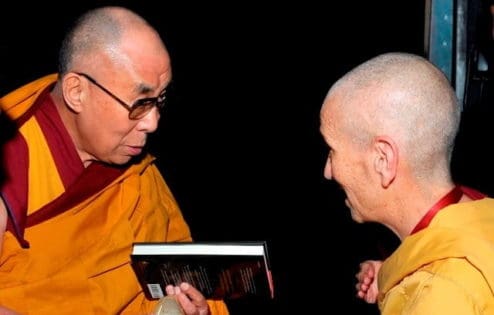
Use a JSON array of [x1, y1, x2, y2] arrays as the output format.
[[0, 75, 229, 315]]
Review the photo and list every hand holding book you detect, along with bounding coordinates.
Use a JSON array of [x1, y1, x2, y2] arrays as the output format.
[[153, 296, 184, 315], [131, 241, 274, 301]]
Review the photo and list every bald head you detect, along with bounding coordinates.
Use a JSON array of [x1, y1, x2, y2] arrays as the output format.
[[51, 6, 172, 166], [58, 6, 166, 76], [321, 52, 460, 178]]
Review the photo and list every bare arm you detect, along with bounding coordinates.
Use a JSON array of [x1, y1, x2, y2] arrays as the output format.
[[0, 198, 21, 314], [0, 197, 6, 254]]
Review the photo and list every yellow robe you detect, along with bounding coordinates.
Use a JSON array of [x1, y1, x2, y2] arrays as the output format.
[[0, 75, 229, 315], [378, 198, 494, 314]]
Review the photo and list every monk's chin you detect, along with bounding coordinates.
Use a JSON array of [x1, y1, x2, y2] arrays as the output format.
[[349, 209, 365, 223]]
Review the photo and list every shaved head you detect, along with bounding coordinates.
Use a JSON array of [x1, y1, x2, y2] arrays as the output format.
[[321, 52, 460, 179], [52, 6, 171, 166], [58, 6, 164, 76]]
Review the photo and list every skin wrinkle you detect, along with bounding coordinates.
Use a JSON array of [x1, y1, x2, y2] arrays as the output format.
[[320, 52, 461, 238], [54, 8, 172, 167], [0, 7, 222, 315], [326, 58, 459, 181], [324, 53, 492, 313]]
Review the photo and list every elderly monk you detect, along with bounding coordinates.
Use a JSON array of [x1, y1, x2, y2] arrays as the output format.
[[0, 6, 228, 315]]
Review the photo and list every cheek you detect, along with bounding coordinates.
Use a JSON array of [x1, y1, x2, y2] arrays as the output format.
[[80, 110, 131, 147], [328, 154, 344, 179], [331, 156, 356, 186]]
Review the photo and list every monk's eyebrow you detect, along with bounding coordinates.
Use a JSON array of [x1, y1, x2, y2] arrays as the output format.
[[134, 82, 168, 96]]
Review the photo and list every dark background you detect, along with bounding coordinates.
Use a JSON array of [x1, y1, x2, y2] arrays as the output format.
[[2, 1, 493, 314]]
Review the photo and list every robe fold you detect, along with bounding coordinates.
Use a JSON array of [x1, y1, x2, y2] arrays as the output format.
[[0, 75, 229, 314]]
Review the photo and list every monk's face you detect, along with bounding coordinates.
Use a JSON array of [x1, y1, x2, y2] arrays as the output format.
[[71, 27, 172, 166]]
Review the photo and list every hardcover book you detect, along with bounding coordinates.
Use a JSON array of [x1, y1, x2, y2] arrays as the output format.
[[131, 241, 274, 301]]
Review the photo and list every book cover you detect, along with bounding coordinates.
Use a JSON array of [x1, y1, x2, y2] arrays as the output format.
[[131, 241, 274, 301]]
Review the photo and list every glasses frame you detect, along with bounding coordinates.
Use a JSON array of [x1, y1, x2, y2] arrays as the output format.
[[75, 72, 167, 120]]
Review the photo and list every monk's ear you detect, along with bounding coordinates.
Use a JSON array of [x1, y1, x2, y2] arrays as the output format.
[[62, 73, 85, 113], [373, 135, 398, 188]]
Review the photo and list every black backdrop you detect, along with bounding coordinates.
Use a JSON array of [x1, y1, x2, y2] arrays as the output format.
[[7, 1, 491, 314]]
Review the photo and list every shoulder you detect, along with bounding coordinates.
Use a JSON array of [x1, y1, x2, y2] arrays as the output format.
[[381, 258, 492, 314], [0, 74, 57, 120]]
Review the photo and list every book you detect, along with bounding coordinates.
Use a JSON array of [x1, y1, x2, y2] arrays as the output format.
[[131, 241, 274, 301]]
